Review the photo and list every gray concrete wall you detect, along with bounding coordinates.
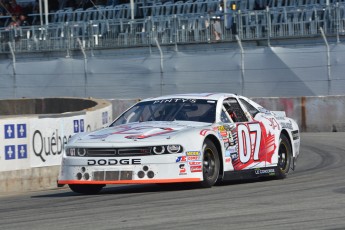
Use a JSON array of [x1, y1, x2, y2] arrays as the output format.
[[253, 96, 345, 132], [0, 98, 98, 115], [109, 99, 140, 120], [0, 166, 60, 194]]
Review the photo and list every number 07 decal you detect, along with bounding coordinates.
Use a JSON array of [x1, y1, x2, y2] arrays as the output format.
[[237, 123, 262, 164]]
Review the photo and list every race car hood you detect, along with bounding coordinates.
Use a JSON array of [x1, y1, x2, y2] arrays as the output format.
[[71, 121, 208, 144]]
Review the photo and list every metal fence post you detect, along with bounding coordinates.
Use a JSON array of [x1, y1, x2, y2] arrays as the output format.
[[174, 15, 178, 52], [320, 27, 331, 95], [66, 24, 71, 58], [238, 10, 243, 40], [335, 3, 340, 43], [8, 42, 17, 98], [235, 35, 245, 95], [78, 38, 88, 97], [267, 7, 271, 46], [154, 37, 164, 96]]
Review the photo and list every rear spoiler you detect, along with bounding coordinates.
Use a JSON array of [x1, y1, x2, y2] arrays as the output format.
[[271, 111, 287, 118]]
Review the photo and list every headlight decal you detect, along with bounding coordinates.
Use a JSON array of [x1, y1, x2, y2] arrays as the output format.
[[153, 146, 165, 154], [77, 148, 87, 157], [167, 145, 181, 153]]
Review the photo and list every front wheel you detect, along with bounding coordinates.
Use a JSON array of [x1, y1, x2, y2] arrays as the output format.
[[200, 139, 220, 188], [276, 134, 292, 179], [68, 184, 105, 195]]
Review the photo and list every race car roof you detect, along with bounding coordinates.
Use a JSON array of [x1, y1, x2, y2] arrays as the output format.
[[141, 93, 238, 102]]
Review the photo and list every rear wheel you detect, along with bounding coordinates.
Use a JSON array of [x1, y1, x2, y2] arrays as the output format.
[[68, 184, 105, 194], [200, 139, 220, 188], [276, 134, 292, 179]]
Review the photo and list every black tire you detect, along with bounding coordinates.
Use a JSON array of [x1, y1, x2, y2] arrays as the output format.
[[276, 134, 292, 179], [68, 184, 105, 195], [200, 139, 220, 188]]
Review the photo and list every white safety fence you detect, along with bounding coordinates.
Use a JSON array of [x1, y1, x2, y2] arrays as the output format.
[[1, 42, 345, 99]]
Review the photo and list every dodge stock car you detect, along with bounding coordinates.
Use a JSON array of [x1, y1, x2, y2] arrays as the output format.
[[58, 93, 300, 194]]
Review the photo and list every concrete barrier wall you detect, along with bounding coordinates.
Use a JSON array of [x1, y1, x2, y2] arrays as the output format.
[[0, 95, 344, 194], [0, 166, 60, 194], [109, 99, 140, 121], [0, 98, 112, 193], [0, 98, 98, 115], [252, 96, 345, 132]]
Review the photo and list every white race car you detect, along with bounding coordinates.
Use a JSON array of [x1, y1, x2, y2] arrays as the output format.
[[58, 93, 300, 194]]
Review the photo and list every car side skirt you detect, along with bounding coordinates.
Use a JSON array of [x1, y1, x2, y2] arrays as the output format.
[[58, 178, 201, 185], [223, 167, 278, 181]]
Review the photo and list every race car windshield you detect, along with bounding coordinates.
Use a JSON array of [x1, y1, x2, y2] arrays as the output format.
[[111, 99, 217, 126]]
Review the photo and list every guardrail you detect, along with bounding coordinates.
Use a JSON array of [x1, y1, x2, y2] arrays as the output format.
[[1, 3, 344, 54]]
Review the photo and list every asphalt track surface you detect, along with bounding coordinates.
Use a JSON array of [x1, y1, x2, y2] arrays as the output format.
[[1, 132, 345, 230]]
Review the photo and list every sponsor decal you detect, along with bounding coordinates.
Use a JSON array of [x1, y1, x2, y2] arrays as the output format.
[[218, 126, 225, 132], [254, 168, 275, 175], [187, 156, 200, 161], [226, 145, 237, 153], [225, 157, 231, 163], [17, 145, 28, 159], [3, 124, 28, 161], [292, 130, 299, 140], [190, 165, 202, 173], [281, 120, 293, 130], [188, 161, 202, 166], [258, 107, 271, 114], [220, 131, 228, 137], [153, 98, 197, 104], [125, 127, 175, 139], [225, 147, 238, 161], [220, 124, 237, 151], [4, 124, 15, 139], [73, 119, 85, 133], [217, 132, 223, 139], [90, 126, 176, 140], [32, 129, 71, 162], [5, 145, 16, 160], [186, 151, 200, 156], [223, 124, 236, 131], [17, 124, 27, 138], [200, 129, 210, 136], [102, 111, 108, 125], [87, 158, 141, 166], [230, 152, 238, 160], [264, 117, 280, 130], [179, 164, 187, 175], [80, 119, 85, 132], [225, 150, 231, 157], [176, 156, 187, 163]]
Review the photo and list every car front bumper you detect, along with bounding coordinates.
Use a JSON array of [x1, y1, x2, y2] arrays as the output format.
[[58, 155, 203, 185]]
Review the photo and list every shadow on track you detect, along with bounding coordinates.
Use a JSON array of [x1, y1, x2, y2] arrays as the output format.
[[32, 177, 278, 198], [31, 183, 200, 198]]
